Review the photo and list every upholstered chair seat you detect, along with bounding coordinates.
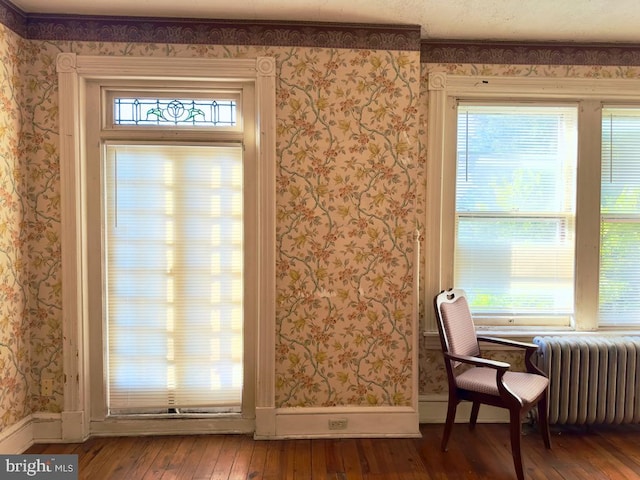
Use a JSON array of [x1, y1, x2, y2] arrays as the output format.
[[456, 368, 549, 404]]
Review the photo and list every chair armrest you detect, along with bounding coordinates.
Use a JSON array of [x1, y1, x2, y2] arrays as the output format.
[[477, 335, 546, 377], [444, 352, 510, 371], [477, 335, 538, 351]]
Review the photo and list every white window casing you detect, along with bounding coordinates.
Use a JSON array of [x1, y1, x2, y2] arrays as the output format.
[[57, 53, 276, 439], [426, 73, 640, 337]]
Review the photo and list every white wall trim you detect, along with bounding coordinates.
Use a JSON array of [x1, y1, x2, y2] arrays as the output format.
[[2, 397, 509, 450], [0, 414, 66, 453], [257, 407, 421, 439], [33, 414, 63, 443], [60, 411, 87, 442], [255, 407, 276, 438], [89, 417, 255, 437], [0, 416, 34, 454]]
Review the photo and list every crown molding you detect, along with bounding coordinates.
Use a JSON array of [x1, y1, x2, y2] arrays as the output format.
[[421, 40, 640, 66], [4, 0, 640, 61], [26, 17, 421, 50], [0, 0, 26, 36], [0, 1, 420, 50]]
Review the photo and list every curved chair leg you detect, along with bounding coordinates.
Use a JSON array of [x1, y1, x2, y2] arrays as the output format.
[[538, 393, 552, 449], [441, 398, 457, 452], [509, 409, 525, 480], [469, 401, 480, 430]]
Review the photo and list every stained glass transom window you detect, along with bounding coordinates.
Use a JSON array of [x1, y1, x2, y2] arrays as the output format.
[[114, 98, 237, 127]]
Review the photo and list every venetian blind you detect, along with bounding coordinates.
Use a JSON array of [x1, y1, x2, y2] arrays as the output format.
[[105, 143, 243, 412], [455, 104, 578, 324], [599, 108, 640, 326]]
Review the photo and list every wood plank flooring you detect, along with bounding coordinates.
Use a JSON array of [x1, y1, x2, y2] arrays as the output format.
[[25, 423, 640, 479]]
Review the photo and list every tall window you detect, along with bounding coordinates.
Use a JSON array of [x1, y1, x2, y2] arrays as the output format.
[[454, 104, 578, 326], [97, 90, 249, 415], [427, 74, 640, 332], [600, 108, 640, 326], [106, 143, 244, 413], [60, 54, 275, 437]]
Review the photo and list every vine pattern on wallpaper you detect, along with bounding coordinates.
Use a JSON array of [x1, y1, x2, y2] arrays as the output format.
[[21, 37, 63, 415], [7, 29, 640, 432], [0, 27, 62, 432], [0, 26, 29, 429], [10, 39, 422, 416], [274, 47, 420, 407]]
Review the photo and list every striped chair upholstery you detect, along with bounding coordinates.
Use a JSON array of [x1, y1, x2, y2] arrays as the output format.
[[440, 296, 480, 366], [456, 368, 549, 404]]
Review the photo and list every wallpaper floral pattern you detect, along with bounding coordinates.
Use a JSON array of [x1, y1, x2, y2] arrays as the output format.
[[0, 24, 31, 430], [0, 24, 66, 430], [274, 48, 420, 406], [0, 31, 423, 431], [2, 9, 640, 436]]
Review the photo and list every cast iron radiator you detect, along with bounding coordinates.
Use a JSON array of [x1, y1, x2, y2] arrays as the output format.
[[533, 336, 640, 425]]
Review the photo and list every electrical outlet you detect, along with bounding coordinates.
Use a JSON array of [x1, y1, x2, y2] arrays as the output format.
[[328, 418, 348, 430], [41, 377, 54, 396]]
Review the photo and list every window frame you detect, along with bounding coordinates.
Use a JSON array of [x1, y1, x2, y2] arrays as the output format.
[[58, 53, 276, 439], [425, 73, 640, 336], [90, 81, 255, 423], [453, 102, 578, 328]]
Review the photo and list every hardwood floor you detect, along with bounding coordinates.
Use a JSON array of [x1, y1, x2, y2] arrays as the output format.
[[25, 423, 640, 479]]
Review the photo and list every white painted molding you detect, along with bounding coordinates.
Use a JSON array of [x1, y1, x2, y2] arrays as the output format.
[[0, 400, 506, 451], [435, 73, 640, 100], [0, 416, 34, 454], [57, 51, 90, 440], [262, 407, 421, 439], [89, 417, 255, 437], [428, 72, 447, 90], [56, 52, 76, 73], [61, 411, 87, 442], [255, 55, 277, 418], [33, 414, 63, 443], [255, 407, 276, 438], [72, 56, 262, 79]]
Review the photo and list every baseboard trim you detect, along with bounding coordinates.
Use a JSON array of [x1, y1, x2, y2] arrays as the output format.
[[0, 416, 34, 454], [2, 399, 504, 450], [418, 394, 509, 423], [255, 406, 276, 438], [33, 413, 63, 443], [258, 406, 421, 439], [61, 411, 87, 442], [89, 416, 255, 436]]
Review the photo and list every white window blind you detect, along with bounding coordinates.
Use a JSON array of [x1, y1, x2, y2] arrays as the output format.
[[455, 104, 578, 325], [599, 108, 640, 326], [105, 143, 243, 412]]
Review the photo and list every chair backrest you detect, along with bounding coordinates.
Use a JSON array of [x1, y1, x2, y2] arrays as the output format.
[[434, 289, 480, 367]]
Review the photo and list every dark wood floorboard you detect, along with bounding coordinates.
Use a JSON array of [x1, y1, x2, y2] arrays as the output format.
[[24, 423, 640, 479]]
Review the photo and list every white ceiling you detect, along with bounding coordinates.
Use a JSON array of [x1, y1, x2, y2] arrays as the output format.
[[10, 0, 640, 43]]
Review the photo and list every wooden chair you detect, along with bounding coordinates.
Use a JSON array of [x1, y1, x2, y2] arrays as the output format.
[[433, 288, 552, 480]]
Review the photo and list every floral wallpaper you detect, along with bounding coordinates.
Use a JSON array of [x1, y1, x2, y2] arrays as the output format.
[[2, 5, 640, 437], [275, 48, 420, 406], [0, 27, 423, 432], [0, 24, 31, 429]]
